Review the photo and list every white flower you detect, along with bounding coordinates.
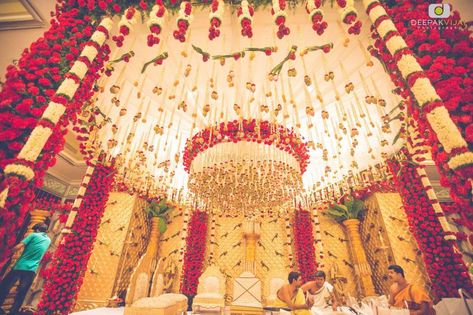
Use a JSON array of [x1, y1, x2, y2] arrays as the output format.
[[385, 35, 408, 55], [56, 78, 79, 98], [363, 0, 379, 8], [90, 30, 107, 46], [368, 3, 387, 23], [99, 17, 114, 31], [42, 101, 66, 124], [426, 106, 467, 153], [17, 126, 53, 161], [69, 60, 88, 80], [81, 45, 99, 62], [340, 6, 357, 21], [377, 19, 397, 39], [397, 54, 423, 78], [410, 77, 439, 106], [447, 151, 473, 171], [147, 16, 164, 28], [4, 164, 35, 180]]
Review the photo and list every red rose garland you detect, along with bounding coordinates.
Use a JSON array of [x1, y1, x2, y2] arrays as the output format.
[[36, 164, 115, 314], [0, 8, 109, 271], [293, 207, 317, 282], [174, 1, 192, 42], [180, 210, 208, 296], [305, 0, 327, 35], [237, 0, 254, 38], [183, 119, 310, 174], [208, 0, 223, 40], [388, 157, 473, 298]]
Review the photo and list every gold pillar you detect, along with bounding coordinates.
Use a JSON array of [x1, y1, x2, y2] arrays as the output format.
[[28, 209, 51, 233], [343, 219, 376, 297], [243, 220, 260, 272]]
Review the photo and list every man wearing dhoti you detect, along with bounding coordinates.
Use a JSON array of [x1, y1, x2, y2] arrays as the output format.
[[273, 271, 313, 314], [301, 271, 339, 314]]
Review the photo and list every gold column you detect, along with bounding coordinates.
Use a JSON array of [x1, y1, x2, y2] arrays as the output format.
[[28, 209, 51, 233], [243, 220, 260, 272], [343, 219, 376, 297]]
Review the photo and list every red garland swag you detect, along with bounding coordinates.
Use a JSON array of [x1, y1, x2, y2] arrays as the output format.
[[36, 164, 115, 314], [293, 208, 317, 282], [368, 0, 472, 221], [180, 210, 208, 296], [387, 158, 472, 298], [0, 6, 110, 271]]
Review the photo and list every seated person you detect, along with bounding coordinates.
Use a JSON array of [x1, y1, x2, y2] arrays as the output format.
[[301, 271, 338, 312], [387, 264, 433, 315], [273, 271, 313, 314]]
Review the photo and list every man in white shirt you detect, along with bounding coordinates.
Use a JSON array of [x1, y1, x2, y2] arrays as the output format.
[[301, 271, 338, 314]]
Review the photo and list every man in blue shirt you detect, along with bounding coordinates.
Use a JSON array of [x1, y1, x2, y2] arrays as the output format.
[[0, 223, 51, 314]]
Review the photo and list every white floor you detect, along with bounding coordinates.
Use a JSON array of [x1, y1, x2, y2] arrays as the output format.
[[70, 307, 124, 315]]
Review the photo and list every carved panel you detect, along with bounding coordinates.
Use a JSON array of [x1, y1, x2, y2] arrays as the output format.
[[75, 193, 149, 311], [318, 215, 358, 299], [362, 193, 431, 296]]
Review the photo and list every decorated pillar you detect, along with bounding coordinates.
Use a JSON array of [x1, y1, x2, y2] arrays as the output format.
[[243, 219, 261, 272], [0, 14, 113, 271], [36, 163, 116, 314], [388, 156, 473, 298], [363, 0, 472, 220], [180, 210, 208, 297], [342, 219, 376, 297], [293, 208, 317, 282]]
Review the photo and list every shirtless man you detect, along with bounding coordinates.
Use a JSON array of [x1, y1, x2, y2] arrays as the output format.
[[388, 265, 432, 315], [274, 271, 313, 314], [301, 271, 338, 312]]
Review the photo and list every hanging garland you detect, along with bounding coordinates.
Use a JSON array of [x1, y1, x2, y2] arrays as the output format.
[[293, 206, 317, 282], [180, 210, 208, 296], [387, 156, 472, 299], [182, 119, 310, 174], [37, 163, 116, 314]]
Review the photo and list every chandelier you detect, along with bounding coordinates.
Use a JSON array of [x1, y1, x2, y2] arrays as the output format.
[[184, 119, 309, 216]]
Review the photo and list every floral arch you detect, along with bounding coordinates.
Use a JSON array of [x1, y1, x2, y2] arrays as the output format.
[[0, 0, 472, 313]]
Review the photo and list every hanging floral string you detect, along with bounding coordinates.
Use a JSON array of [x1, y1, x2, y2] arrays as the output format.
[[237, 0, 254, 38], [208, 0, 224, 40], [305, 0, 327, 35], [174, 1, 193, 42], [147, 2, 166, 47]]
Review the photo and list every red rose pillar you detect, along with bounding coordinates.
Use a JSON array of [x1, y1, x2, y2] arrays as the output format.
[[36, 163, 115, 314], [293, 207, 317, 282], [180, 210, 208, 296], [388, 157, 473, 298]]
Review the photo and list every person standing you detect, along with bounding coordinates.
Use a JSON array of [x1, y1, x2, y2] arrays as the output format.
[[0, 223, 51, 314]]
